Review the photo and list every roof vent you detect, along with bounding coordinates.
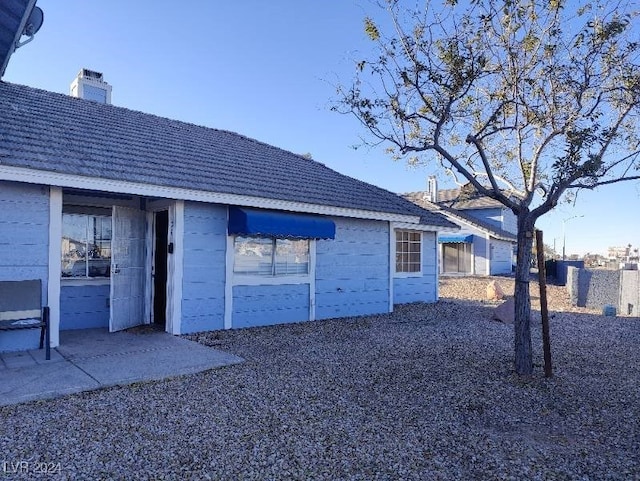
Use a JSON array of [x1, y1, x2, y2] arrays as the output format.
[[70, 69, 112, 104]]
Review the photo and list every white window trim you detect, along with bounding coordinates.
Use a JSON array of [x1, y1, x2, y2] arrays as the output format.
[[393, 228, 423, 278], [232, 274, 312, 286], [61, 278, 110, 287]]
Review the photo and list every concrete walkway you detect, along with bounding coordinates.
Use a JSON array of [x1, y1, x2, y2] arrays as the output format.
[[0, 328, 243, 407]]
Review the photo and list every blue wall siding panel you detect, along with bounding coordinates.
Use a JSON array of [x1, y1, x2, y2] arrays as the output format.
[[473, 235, 488, 275], [502, 208, 517, 234], [60, 284, 110, 330], [0, 181, 50, 352], [180, 202, 227, 333], [232, 284, 309, 328], [466, 208, 502, 230], [394, 232, 438, 304], [315, 218, 390, 320]]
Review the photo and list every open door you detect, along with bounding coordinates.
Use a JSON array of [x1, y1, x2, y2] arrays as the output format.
[[152, 210, 169, 329], [110, 206, 146, 332]]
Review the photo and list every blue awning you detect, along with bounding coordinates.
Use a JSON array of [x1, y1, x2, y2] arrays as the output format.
[[438, 234, 473, 244], [228, 207, 336, 240]]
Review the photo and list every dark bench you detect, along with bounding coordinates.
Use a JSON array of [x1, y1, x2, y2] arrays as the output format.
[[0, 280, 50, 360]]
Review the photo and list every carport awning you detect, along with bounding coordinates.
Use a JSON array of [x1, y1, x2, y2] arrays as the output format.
[[438, 234, 473, 243], [228, 207, 336, 239]]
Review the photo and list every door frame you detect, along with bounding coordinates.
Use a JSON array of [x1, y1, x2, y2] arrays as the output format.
[[145, 200, 183, 335]]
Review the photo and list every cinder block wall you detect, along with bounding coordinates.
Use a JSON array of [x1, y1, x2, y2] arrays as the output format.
[[620, 270, 640, 316], [568, 267, 640, 316], [579, 269, 620, 309], [566, 267, 579, 306]]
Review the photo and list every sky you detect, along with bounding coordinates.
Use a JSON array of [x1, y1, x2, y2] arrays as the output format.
[[4, 0, 640, 257]]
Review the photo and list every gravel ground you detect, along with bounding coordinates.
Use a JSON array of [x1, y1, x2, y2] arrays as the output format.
[[1, 277, 639, 480]]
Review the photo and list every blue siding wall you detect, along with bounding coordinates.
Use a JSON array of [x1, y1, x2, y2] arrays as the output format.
[[467, 208, 502, 230], [180, 202, 227, 333], [474, 234, 488, 275], [232, 284, 309, 328], [502, 208, 517, 234], [394, 232, 438, 304], [60, 284, 110, 330], [315, 218, 389, 319], [0, 181, 50, 352]]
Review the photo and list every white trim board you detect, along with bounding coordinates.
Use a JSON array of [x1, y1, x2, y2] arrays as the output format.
[[309, 240, 317, 322], [47, 187, 62, 348], [224, 235, 234, 330], [167, 201, 184, 335], [388, 222, 394, 312], [392, 222, 458, 233], [232, 276, 311, 286], [0, 165, 424, 225]]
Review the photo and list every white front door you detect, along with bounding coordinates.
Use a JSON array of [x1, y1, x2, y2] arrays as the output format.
[[110, 206, 146, 332]]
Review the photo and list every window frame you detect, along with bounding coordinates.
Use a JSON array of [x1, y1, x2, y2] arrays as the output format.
[[394, 229, 423, 277], [61, 212, 112, 282], [232, 235, 312, 285]]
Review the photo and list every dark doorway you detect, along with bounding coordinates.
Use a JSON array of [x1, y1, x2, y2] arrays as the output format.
[[153, 210, 169, 328]]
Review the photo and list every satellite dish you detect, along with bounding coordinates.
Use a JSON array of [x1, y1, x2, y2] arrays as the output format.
[[15, 6, 44, 49], [23, 6, 44, 37]]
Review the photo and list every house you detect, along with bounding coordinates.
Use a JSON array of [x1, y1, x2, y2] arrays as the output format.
[[405, 177, 517, 276], [0, 70, 458, 353]]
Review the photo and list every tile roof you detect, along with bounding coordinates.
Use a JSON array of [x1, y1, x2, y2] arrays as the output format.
[[0, 81, 456, 228], [404, 192, 516, 242], [435, 186, 505, 210]]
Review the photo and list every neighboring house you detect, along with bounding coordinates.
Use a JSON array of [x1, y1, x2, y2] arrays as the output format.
[[0, 71, 458, 353], [405, 177, 517, 276], [0, 0, 38, 78]]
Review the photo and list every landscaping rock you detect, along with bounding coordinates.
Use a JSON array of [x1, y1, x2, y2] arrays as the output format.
[[493, 297, 515, 324], [486, 280, 505, 301]]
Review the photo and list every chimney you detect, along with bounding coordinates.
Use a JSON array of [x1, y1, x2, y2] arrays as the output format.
[[70, 69, 112, 104], [425, 176, 438, 203]]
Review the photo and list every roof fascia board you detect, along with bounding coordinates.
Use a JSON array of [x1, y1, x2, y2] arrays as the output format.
[[0, 165, 421, 224], [392, 222, 459, 233], [0, 0, 36, 78]]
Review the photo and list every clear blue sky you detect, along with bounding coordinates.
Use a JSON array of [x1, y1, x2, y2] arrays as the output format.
[[4, 0, 639, 257]]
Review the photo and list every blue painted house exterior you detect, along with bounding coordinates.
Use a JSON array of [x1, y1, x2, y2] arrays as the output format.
[[405, 181, 517, 276], [0, 78, 457, 354]]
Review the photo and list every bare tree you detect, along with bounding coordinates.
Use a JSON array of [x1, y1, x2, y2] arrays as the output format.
[[336, 0, 640, 374]]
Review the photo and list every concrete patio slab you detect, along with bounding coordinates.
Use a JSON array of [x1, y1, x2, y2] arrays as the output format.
[[0, 328, 243, 407]]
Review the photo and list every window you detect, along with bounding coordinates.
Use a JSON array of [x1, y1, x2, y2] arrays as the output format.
[[443, 243, 472, 274], [61, 214, 112, 278], [234, 236, 309, 277], [396, 230, 422, 273]]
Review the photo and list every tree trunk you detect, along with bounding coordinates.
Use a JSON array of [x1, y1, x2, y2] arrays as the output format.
[[514, 213, 535, 375]]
